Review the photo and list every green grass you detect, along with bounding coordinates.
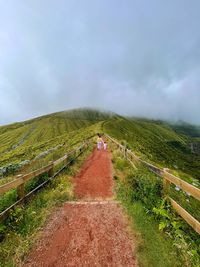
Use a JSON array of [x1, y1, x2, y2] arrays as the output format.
[[0, 144, 92, 267], [1, 107, 200, 183], [0, 108, 108, 169], [123, 202, 181, 267], [103, 116, 200, 181], [114, 172, 182, 266], [169, 186, 200, 222], [0, 137, 95, 219], [112, 149, 200, 267], [1, 108, 200, 266]]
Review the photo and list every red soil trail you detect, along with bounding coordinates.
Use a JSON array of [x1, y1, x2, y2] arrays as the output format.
[[74, 148, 113, 199], [23, 203, 136, 267], [23, 148, 137, 267]]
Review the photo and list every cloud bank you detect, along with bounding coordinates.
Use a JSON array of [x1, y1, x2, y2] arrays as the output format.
[[0, 0, 200, 125]]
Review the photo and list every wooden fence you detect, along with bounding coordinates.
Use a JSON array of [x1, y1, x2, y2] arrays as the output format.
[[0, 140, 91, 221], [105, 134, 200, 235]]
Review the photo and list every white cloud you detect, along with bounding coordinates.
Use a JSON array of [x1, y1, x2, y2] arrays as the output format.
[[0, 0, 200, 124]]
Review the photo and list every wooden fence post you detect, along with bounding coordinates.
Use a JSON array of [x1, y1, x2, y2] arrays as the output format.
[[163, 169, 171, 196], [48, 162, 54, 177], [64, 155, 68, 167], [124, 148, 127, 158], [17, 174, 25, 200]]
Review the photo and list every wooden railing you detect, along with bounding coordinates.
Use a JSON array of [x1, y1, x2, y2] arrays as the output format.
[[0, 139, 91, 221], [105, 134, 200, 235]]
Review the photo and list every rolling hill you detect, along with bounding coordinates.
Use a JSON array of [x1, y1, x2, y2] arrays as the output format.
[[0, 108, 111, 177], [0, 108, 200, 267], [0, 108, 200, 183], [103, 116, 200, 181]]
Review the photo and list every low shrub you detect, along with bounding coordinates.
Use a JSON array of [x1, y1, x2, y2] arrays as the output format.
[[0, 189, 18, 213], [126, 166, 163, 210], [113, 153, 200, 266]]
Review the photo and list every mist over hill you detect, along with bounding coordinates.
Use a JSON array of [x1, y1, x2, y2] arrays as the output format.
[[0, 108, 200, 181]]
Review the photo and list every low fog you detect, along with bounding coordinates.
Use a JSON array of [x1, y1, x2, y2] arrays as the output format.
[[0, 0, 200, 125]]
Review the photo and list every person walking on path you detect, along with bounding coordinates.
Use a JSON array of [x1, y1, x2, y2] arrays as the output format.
[[103, 141, 108, 150], [97, 134, 103, 150]]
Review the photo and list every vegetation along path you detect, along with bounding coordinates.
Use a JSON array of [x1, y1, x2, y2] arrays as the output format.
[[23, 148, 137, 267]]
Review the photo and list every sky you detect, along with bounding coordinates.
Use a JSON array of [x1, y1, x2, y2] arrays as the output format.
[[0, 0, 200, 125]]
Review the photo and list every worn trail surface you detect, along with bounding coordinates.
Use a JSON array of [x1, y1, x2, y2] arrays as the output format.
[[24, 149, 136, 267], [74, 148, 113, 199]]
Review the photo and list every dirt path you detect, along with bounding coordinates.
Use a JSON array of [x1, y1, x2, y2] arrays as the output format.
[[74, 148, 113, 199], [23, 148, 137, 267]]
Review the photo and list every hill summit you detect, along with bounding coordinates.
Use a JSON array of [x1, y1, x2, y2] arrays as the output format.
[[0, 108, 200, 181]]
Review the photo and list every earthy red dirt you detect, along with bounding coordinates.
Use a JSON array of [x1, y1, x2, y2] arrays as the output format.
[[23, 148, 137, 267], [74, 148, 113, 199], [23, 202, 136, 267]]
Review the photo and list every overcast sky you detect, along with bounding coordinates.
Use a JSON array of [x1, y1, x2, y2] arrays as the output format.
[[0, 0, 200, 125]]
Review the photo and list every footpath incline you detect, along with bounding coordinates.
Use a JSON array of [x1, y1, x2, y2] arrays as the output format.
[[23, 148, 137, 267]]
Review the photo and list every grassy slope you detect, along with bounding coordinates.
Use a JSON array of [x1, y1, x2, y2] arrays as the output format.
[[103, 116, 200, 181], [0, 144, 93, 267], [112, 150, 199, 267], [0, 109, 110, 168], [0, 108, 200, 266], [170, 122, 200, 138], [1, 108, 200, 182], [112, 150, 180, 267]]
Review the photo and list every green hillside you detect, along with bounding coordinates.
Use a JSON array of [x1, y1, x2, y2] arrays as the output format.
[[169, 122, 200, 138], [0, 108, 200, 266], [0, 108, 200, 183], [0, 108, 111, 177], [103, 116, 200, 182]]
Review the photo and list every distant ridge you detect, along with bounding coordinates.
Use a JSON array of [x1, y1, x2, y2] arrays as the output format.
[[0, 107, 200, 181]]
